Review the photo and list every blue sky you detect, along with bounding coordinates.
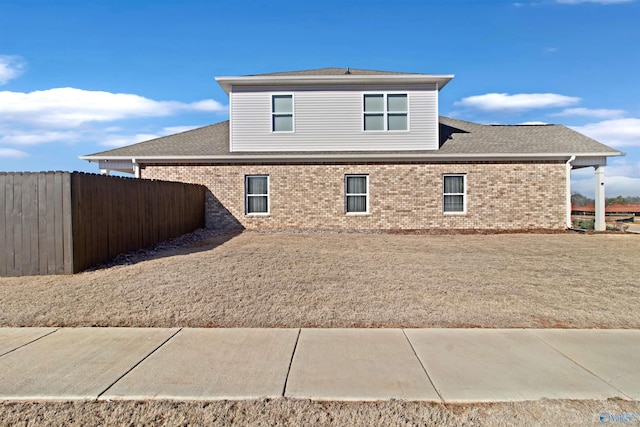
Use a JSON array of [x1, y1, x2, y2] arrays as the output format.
[[1, 0, 638, 197]]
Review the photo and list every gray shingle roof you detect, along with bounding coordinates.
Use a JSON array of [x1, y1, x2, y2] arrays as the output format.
[[247, 68, 423, 77], [82, 117, 620, 160]]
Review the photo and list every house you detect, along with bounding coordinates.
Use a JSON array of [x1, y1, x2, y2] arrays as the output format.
[[572, 204, 640, 221], [81, 68, 623, 231]]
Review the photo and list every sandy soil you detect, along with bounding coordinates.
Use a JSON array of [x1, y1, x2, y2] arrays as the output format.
[[0, 231, 638, 328], [1, 398, 639, 426]]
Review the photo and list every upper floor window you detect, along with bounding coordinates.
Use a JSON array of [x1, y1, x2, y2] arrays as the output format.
[[363, 93, 408, 131], [272, 94, 293, 132], [443, 174, 466, 214]]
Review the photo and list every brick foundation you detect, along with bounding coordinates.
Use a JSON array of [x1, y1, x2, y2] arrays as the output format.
[[141, 162, 567, 230]]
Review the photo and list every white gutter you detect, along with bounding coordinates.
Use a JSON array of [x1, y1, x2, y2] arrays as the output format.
[[566, 155, 576, 229], [79, 151, 622, 164], [215, 74, 456, 94]]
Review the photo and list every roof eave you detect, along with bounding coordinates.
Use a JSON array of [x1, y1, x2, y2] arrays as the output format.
[[215, 74, 455, 94], [80, 151, 622, 164]]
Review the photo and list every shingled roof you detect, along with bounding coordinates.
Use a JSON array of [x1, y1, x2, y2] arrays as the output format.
[[82, 116, 621, 161], [247, 67, 422, 76]]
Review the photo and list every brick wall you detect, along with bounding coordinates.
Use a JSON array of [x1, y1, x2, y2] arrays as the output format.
[[141, 161, 567, 230]]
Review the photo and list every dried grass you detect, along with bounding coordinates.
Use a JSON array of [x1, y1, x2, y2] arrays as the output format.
[[0, 231, 638, 328], [1, 398, 638, 426]]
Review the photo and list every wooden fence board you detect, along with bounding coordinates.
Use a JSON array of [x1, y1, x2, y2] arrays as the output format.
[[61, 172, 73, 274], [2, 172, 205, 276], [0, 174, 6, 276]]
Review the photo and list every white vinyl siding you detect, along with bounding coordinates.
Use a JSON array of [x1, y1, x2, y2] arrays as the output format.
[[345, 175, 369, 214], [245, 175, 269, 214], [230, 84, 438, 152], [443, 174, 466, 214]]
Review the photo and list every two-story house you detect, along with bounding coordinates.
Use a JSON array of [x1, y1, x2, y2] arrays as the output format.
[[81, 68, 622, 231]]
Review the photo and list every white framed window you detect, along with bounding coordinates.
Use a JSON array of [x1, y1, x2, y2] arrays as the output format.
[[443, 174, 466, 214], [245, 175, 269, 214], [345, 174, 369, 214], [363, 93, 408, 131], [272, 94, 293, 132]]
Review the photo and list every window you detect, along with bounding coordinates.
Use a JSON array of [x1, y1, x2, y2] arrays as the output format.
[[245, 175, 269, 214], [345, 175, 369, 214], [363, 93, 408, 131], [272, 94, 293, 132], [443, 174, 466, 213]]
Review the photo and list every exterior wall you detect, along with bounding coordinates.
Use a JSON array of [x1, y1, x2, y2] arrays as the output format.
[[230, 84, 438, 152], [141, 161, 567, 231]]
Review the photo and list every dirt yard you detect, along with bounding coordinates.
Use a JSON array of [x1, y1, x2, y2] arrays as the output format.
[[0, 231, 638, 328]]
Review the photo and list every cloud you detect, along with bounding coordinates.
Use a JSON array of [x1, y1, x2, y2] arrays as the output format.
[[0, 87, 227, 128], [570, 118, 640, 147], [552, 107, 626, 119], [455, 93, 580, 112], [99, 125, 200, 148], [0, 55, 26, 85], [0, 147, 29, 159], [556, 0, 633, 4], [518, 121, 549, 125], [0, 131, 81, 146], [572, 174, 640, 198]]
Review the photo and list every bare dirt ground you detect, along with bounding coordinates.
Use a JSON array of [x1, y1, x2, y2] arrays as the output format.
[[1, 398, 639, 426], [0, 231, 638, 328], [1, 231, 639, 425]]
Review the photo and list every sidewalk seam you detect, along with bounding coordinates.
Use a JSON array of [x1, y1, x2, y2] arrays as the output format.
[[0, 328, 60, 358], [96, 327, 183, 400], [402, 329, 444, 403], [281, 328, 301, 397], [529, 331, 632, 400]]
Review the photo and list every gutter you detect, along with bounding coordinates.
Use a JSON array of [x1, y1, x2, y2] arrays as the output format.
[[79, 151, 622, 164]]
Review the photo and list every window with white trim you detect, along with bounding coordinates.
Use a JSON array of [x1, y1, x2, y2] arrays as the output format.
[[272, 94, 293, 132], [363, 93, 408, 131], [245, 175, 269, 214], [443, 174, 466, 213], [345, 175, 369, 214]]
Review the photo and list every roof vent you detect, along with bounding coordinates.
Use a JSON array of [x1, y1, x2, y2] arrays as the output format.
[[344, 67, 351, 75]]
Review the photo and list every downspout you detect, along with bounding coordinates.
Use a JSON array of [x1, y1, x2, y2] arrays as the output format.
[[566, 155, 575, 229], [133, 158, 141, 178]]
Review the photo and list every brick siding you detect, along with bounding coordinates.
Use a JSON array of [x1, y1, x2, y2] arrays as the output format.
[[141, 161, 567, 230]]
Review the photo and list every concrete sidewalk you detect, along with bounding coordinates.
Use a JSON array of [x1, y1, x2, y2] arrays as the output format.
[[0, 328, 638, 403]]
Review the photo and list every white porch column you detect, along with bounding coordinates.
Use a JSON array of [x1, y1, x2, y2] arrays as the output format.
[[594, 165, 606, 231], [100, 169, 111, 176]]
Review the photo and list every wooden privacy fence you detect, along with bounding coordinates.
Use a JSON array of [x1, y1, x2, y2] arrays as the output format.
[[1, 172, 205, 276]]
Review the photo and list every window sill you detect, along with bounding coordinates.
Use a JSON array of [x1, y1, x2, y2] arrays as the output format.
[[443, 212, 467, 216], [246, 213, 270, 217], [345, 212, 371, 216]]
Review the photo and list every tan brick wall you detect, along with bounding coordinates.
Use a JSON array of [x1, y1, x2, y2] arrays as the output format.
[[141, 162, 567, 230]]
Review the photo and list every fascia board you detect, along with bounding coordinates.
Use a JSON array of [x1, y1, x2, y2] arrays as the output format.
[[215, 74, 455, 94], [80, 151, 623, 164]]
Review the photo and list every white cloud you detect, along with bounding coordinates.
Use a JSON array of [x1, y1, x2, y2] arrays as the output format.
[[455, 93, 580, 112], [571, 118, 640, 148], [0, 131, 81, 146], [572, 174, 640, 198], [557, 0, 633, 4], [99, 125, 200, 148], [552, 107, 626, 119], [0, 55, 26, 85], [100, 133, 162, 148], [0, 147, 28, 159], [519, 121, 549, 125], [0, 87, 227, 128]]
